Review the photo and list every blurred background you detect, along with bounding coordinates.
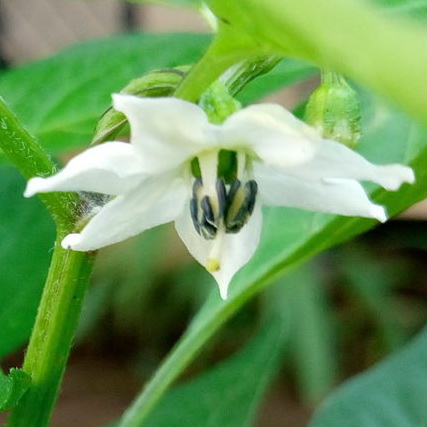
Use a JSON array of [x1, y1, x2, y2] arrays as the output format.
[[1, 1, 427, 426]]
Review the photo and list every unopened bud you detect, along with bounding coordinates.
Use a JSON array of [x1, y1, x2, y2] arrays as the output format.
[[305, 70, 361, 149]]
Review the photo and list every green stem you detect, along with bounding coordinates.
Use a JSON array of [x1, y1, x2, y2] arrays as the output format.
[[174, 23, 262, 101], [0, 97, 78, 229], [6, 234, 95, 427]]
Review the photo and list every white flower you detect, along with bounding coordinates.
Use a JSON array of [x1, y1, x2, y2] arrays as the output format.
[[25, 95, 414, 299]]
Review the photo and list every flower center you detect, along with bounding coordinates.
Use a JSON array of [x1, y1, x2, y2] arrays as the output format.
[[189, 149, 258, 273], [190, 177, 258, 241]]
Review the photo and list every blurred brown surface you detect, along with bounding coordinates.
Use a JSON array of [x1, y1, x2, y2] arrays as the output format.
[[0, 352, 311, 427]]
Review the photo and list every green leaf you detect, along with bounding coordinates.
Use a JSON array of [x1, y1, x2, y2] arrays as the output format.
[[0, 167, 55, 358], [143, 317, 287, 427], [0, 369, 31, 412], [0, 34, 210, 156], [117, 89, 427, 426], [309, 326, 427, 427]]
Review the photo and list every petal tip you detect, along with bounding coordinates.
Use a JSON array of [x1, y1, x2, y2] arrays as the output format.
[[216, 277, 230, 300], [372, 205, 388, 223], [380, 165, 416, 191], [407, 167, 416, 184], [24, 177, 44, 198], [219, 285, 228, 300], [61, 233, 83, 251]]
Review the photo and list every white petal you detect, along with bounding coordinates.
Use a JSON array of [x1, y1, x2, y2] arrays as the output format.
[[221, 103, 318, 168], [222, 104, 414, 192], [255, 164, 387, 222], [113, 94, 217, 173], [288, 138, 415, 190], [175, 201, 263, 299], [24, 142, 143, 197], [62, 175, 187, 251]]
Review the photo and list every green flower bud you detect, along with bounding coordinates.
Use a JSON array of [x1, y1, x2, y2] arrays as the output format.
[[92, 66, 190, 145], [305, 70, 361, 149]]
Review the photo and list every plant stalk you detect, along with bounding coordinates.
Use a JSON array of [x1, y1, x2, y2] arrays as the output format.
[[6, 234, 95, 427]]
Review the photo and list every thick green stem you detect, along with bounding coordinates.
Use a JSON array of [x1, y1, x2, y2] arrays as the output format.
[[0, 97, 78, 229], [174, 22, 263, 101], [6, 234, 94, 427]]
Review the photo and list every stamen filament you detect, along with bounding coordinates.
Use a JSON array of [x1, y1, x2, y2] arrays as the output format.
[[198, 150, 219, 196], [237, 151, 246, 180]]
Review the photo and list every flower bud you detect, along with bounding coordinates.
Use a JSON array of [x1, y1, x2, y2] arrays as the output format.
[[92, 66, 189, 145], [305, 70, 361, 149]]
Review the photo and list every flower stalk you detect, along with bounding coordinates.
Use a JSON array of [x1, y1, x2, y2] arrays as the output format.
[[0, 97, 79, 230], [0, 97, 95, 426], [6, 234, 94, 427], [174, 21, 263, 101]]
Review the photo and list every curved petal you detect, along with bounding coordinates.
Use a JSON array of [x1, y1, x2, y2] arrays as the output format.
[[221, 103, 318, 168], [24, 142, 143, 197], [175, 201, 263, 299], [287, 138, 415, 190], [62, 175, 187, 251], [255, 164, 387, 222], [113, 94, 218, 173]]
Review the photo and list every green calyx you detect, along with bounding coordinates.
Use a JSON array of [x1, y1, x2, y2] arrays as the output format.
[[199, 80, 241, 124], [305, 70, 361, 149], [92, 66, 190, 145]]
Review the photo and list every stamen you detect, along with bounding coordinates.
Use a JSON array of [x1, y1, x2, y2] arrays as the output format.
[[225, 179, 258, 233], [190, 178, 204, 235], [215, 178, 227, 219], [198, 151, 219, 195], [192, 177, 203, 197], [200, 219, 217, 240], [189, 197, 200, 234], [227, 179, 241, 205], [237, 151, 246, 180], [189, 151, 258, 241], [201, 196, 215, 225]]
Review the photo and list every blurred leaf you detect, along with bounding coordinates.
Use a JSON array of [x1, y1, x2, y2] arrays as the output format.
[[0, 167, 55, 358], [372, 0, 427, 20], [0, 368, 31, 412], [284, 263, 337, 405], [0, 34, 210, 157], [236, 59, 316, 105], [339, 247, 409, 351], [118, 88, 427, 425], [310, 325, 427, 427], [143, 317, 287, 427]]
